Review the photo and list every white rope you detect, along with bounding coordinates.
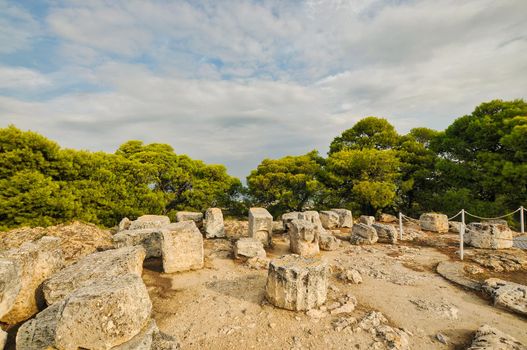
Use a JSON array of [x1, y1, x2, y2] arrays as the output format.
[[448, 210, 463, 221], [464, 207, 521, 220]]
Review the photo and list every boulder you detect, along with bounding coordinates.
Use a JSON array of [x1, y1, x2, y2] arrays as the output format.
[[234, 238, 266, 259], [484, 219, 509, 227], [248, 207, 273, 247], [129, 215, 171, 230], [467, 324, 525, 350], [0, 329, 6, 350], [482, 278, 527, 316], [340, 269, 363, 284], [204, 208, 225, 238], [330, 209, 353, 228], [113, 228, 163, 258], [464, 223, 513, 249], [419, 213, 448, 233], [281, 212, 300, 231], [298, 211, 326, 234], [319, 211, 340, 229], [43, 246, 145, 305], [379, 213, 398, 223], [0, 236, 64, 324], [265, 255, 328, 311], [372, 223, 397, 244], [0, 258, 21, 318], [359, 215, 375, 226], [161, 221, 204, 273], [449, 221, 462, 233], [118, 217, 132, 232], [289, 219, 320, 257], [17, 274, 152, 350], [350, 223, 378, 245], [114, 319, 180, 350], [319, 232, 341, 251], [175, 211, 204, 227]]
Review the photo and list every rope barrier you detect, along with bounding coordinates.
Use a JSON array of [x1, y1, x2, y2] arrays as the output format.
[[464, 207, 521, 220], [448, 210, 463, 221]]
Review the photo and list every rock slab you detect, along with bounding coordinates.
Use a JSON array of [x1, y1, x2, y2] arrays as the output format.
[[331, 209, 353, 228], [204, 208, 225, 238], [465, 223, 513, 249], [372, 223, 397, 244], [467, 324, 526, 350], [359, 215, 375, 226], [482, 278, 527, 316], [234, 238, 266, 259], [350, 223, 378, 245], [129, 215, 171, 230], [248, 207, 273, 247], [265, 254, 328, 311], [113, 228, 163, 258], [162, 221, 204, 273], [319, 211, 340, 229], [43, 246, 146, 305], [419, 213, 448, 233], [319, 232, 341, 251], [176, 211, 204, 226]]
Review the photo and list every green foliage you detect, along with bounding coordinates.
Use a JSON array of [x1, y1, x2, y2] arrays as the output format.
[[247, 151, 326, 216]]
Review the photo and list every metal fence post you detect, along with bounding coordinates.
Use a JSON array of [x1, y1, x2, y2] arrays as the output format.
[[521, 206, 525, 234], [460, 209, 465, 260], [399, 212, 403, 241]]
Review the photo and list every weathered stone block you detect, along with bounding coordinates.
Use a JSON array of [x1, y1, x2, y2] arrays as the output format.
[[320, 211, 340, 229], [161, 221, 204, 273], [118, 217, 131, 232], [204, 208, 225, 238], [18, 274, 152, 350], [0, 329, 6, 350], [43, 246, 145, 305], [379, 213, 397, 223], [359, 215, 375, 226], [129, 215, 171, 230], [331, 209, 353, 228], [319, 232, 340, 251], [467, 324, 525, 350], [298, 211, 326, 234], [419, 213, 448, 233], [176, 211, 204, 227], [464, 223, 513, 249], [265, 255, 328, 311], [449, 221, 462, 233], [482, 278, 527, 316], [234, 238, 266, 259], [113, 228, 163, 258], [282, 212, 300, 231], [248, 207, 273, 247], [372, 223, 397, 244], [272, 220, 285, 233], [350, 223, 378, 245], [0, 258, 21, 319], [0, 236, 64, 324], [289, 219, 320, 256]]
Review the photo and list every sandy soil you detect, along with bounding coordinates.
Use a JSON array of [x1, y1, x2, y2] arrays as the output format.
[[142, 227, 527, 350]]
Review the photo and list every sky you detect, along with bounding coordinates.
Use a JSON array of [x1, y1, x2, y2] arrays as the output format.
[[1, 0, 526, 179]]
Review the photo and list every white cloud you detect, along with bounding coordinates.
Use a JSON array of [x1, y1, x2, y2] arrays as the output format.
[[0, 66, 51, 90], [0, 0, 40, 54]]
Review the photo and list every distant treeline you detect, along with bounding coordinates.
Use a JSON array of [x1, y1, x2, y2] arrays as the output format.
[[1, 99, 526, 230]]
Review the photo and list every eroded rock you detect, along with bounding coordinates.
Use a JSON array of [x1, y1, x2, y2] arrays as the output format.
[[129, 215, 171, 230], [379, 213, 397, 223], [282, 212, 300, 232], [482, 278, 527, 316], [175, 211, 204, 227], [359, 215, 375, 226], [331, 209, 353, 228], [419, 213, 448, 233], [372, 223, 397, 244], [350, 223, 378, 245], [43, 246, 145, 305], [204, 208, 225, 238], [248, 207, 273, 247], [265, 254, 328, 311], [467, 324, 526, 350], [0, 258, 21, 319], [320, 211, 340, 229], [113, 228, 163, 258], [289, 219, 320, 256], [465, 223, 513, 249], [0, 236, 64, 324], [319, 232, 340, 251], [449, 221, 462, 233], [162, 221, 204, 273], [298, 211, 326, 235], [118, 217, 132, 232], [234, 237, 266, 259]]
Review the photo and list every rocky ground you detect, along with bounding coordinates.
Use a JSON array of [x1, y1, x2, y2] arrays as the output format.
[[142, 223, 527, 350]]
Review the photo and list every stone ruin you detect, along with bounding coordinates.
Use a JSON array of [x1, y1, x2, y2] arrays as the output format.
[[265, 254, 328, 311], [248, 207, 273, 247], [359, 215, 375, 226], [350, 223, 378, 245], [419, 213, 449, 233], [161, 221, 204, 273], [204, 208, 225, 238], [289, 219, 320, 256], [464, 222, 513, 249]]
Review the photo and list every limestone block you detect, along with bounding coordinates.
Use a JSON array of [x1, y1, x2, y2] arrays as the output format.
[[289, 219, 320, 257], [0, 258, 21, 319], [118, 217, 132, 232], [449, 221, 462, 233], [0, 236, 64, 324], [359, 215, 375, 226], [319, 211, 340, 229], [298, 211, 325, 234], [248, 207, 273, 247], [113, 228, 163, 258], [129, 215, 170, 230], [464, 223, 513, 249], [43, 246, 145, 305], [419, 213, 448, 233], [331, 209, 353, 228], [319, 232, 340, 251], [175, 211, 204, 227], [204, 208, 225, 238], [234, 238, 266, 259], [282, 212, 300, 231], [161, 221, 204, 273], [265, 254, 328, 311], [379, 213, 397, 223], [350, 223, 378, 245], [372, 223, 397, 244], [482, 278, 527, 316]]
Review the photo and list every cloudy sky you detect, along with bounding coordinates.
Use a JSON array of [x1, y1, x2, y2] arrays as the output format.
[[1, 0, 526, 178]]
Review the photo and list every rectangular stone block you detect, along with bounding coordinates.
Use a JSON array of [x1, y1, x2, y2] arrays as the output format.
[[331, 209, 353, 228], [249, 208, 273, 247], [161, 221, 204, 273]]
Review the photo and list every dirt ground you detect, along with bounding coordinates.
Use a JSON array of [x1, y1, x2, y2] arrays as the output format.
[[142, 225, 527, 350]]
